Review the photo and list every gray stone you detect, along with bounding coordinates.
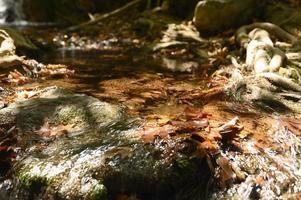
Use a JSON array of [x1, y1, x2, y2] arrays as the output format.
[[0, 87, 123, 135], [193, 0, 258, 35]]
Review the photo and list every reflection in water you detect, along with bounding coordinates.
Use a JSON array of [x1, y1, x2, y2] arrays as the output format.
[[33, 49, 209, 113]]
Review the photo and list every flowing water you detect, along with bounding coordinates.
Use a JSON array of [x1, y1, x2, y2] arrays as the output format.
[[0, 5, 300, 196], [0, 0, 23, 24], [0, 46, 215, 199], [28, 45, 301, 199]]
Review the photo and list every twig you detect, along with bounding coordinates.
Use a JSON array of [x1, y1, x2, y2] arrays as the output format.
[[0, 126, 15, 143]]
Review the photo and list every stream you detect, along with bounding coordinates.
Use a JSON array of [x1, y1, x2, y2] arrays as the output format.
[[0, 2, 301, 200], [0, 38, 298, 199]]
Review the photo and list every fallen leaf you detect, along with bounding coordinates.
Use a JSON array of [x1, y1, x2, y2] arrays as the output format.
[[280, 117, 301, 135], [216, 156, 235, 188], [34, 120, 74, 138], [141, 125, 175, 143], [219, 117, 243, 142]]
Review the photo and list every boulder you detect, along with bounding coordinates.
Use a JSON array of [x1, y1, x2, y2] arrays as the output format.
[[0, 87, 209, 200], [193, 0, 259, 35]]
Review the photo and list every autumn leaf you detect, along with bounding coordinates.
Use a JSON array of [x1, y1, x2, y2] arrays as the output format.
[[216, 156, 235, 188], [141, 124, 175, 143], [171, 119, 209, 133], [34, 120, 75, 138], [280, 117, 301, 136], [219, 117, 243, 142]]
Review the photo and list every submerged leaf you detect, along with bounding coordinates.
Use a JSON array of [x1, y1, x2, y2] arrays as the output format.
[[219, 117, 243, 142], [280, 117, 301, 135], [216, 156, 235, 188]]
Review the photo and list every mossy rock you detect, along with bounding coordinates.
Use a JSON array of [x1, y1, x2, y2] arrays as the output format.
[[7, 87, 124, 134], [0, 87, 209, 199], [19, 174, 48, 191], [89, 184, 108, 200]]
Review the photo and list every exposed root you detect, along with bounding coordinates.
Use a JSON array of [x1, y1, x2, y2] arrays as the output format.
[[244, 28, 287, 73], [225, 22, 301, 113], [0, 30, 74, 85], [236, 22, 298, 48], [258, 72, 301, 92], [0, 30, 24, 68]]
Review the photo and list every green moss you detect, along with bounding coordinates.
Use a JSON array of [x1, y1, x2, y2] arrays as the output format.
[[19, 173, 48, 190], [177, 157, 197, 170], [56, 105, 92, 125], [89, 183, 108, 200], [175, 157, 198, 179]]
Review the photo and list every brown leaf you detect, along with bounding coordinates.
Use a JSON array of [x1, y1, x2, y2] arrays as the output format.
[[199, 140, 219, 153], [216, 156, 235, 188], [5, 70, 32, 85], [280, 117, 301, 135], [183, 107, 209, 120], [34, 120, 73, 138], [171, 119, 209, 133], [219, 117, 243, 142], [141, 125, 175, 143], [41, 66, 75, 78]]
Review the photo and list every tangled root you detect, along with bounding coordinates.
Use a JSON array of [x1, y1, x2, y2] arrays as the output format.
[[226, 22, 301, 112]]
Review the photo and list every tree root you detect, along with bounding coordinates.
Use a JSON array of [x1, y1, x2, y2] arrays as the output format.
[[0, 55, 23, 68], [0, 30, 23, 68], [258, 72, 301, 92], [225, 22, 301, 113], [236, 22, 298, 48], [242, 28, 287, 73], [0, 30, 49, 77]]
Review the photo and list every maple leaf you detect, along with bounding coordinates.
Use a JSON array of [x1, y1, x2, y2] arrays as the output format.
[[34, 120, 74, 138]]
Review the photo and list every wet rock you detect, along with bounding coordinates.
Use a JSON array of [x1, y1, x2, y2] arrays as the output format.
[[193, 0, 259, 35], [0, 87, 209, 200], [162, 58, 199, 73], [0, 87, 123, 135]]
